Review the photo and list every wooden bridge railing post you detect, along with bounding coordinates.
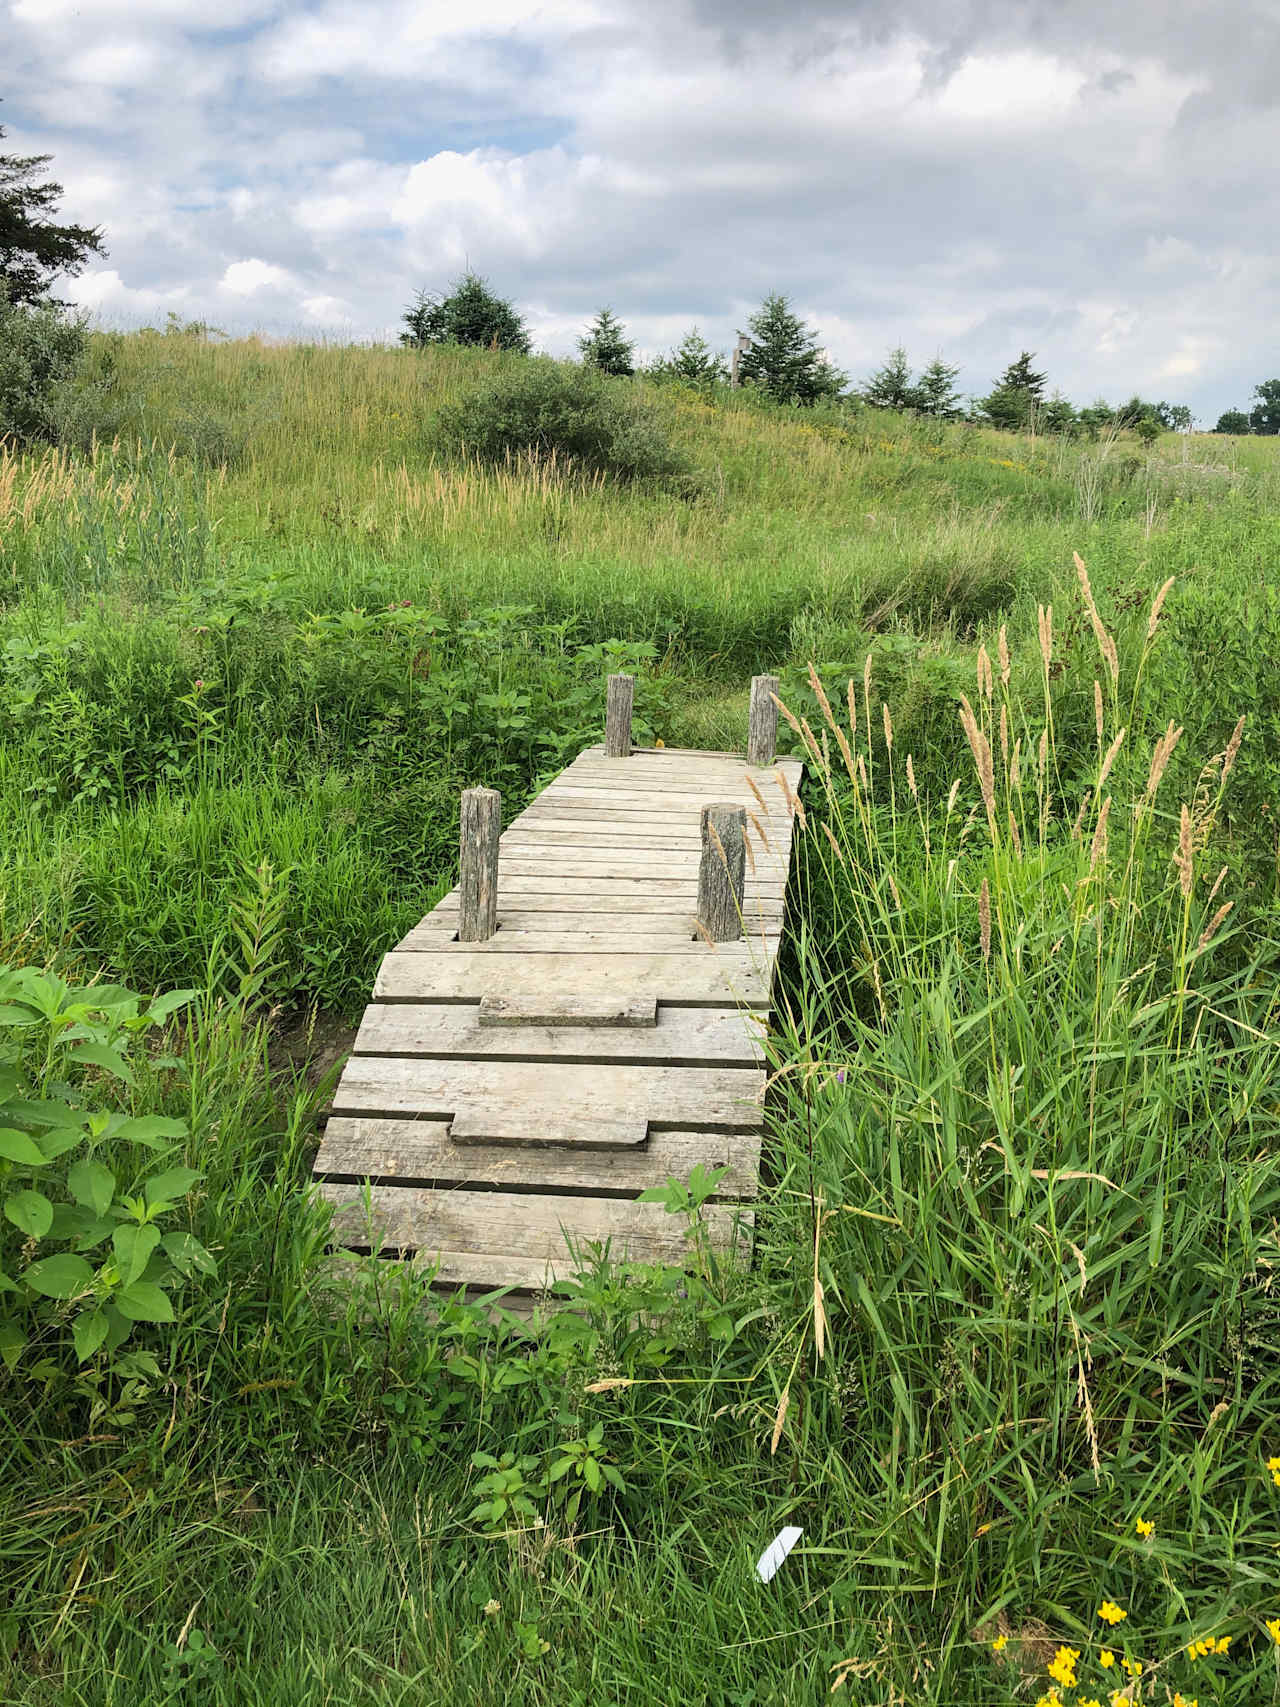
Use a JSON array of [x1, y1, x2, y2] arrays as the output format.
[[747, 674, 779, 768], [605, 673, 634, 758], [697, 803, 747, 942], [459, 786, 501, 942]]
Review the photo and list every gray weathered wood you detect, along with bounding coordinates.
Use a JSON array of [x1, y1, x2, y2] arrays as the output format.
[[452, 1109, 649, 1149], [319, 1183, 754, 1280], [605, 673, 634, 758], [395, 928, 779, 957], [477, 994, 659, 1028], [315, 1117, 761, 1198], [332, 1056, 765, 1129], [698, 803, 748, 942], [747, 674, 780, 767], [458, 787, 500, 942], [375, 949, 772, 1005], [354, 1002, 765, 1064]]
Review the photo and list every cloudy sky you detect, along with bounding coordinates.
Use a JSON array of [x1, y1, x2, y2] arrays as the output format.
[[3, 0, 1277, 420]]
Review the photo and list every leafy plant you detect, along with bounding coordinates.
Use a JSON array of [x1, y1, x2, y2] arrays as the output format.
[[546, 1421, 626, 1522], [0, 965, 213, 1398], [433, 357, 692, 486]]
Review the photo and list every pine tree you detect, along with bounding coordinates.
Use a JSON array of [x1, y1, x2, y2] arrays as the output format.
[[915, 356, 963, 418], [400, 272, 531, 352], [737, 293, 846, 405], [578, 307, 635, 376], [0, 123, 105, 307], [862, 347, 918, 411], [998, 351, 1048, 401], [652, 327, 729, 386]]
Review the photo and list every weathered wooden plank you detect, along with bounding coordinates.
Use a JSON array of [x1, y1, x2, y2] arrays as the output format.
[[478, 994, 658, 1028], [315, 1117, 762, 1198], [452, 1109, 648, 1149], [747, 675, 781, 768], [375, 950, 772, 1005], [353, 1003, 765, 1065], [319, 1183, 754, 1276], [452, 877, 789, 905], [698, 803, 748, 943], [331, 1057, 765, 1128], [492, 855, 789, 880], [459, 787, 501, 942], [397, 929, 780, 956]]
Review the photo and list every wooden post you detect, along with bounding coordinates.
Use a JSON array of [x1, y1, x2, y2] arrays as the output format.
[[697, 803, 747, 942], [605, 673, 634, 758], [458, 787, 501, 942], [747, 674, 779, 767]]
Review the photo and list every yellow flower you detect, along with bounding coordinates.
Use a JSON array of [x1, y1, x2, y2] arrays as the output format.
[[1099, 1648, 1116, 1668], [1097, 1601, 1128, 1626], [1269, 1455, 1280, 1488], [1119, 1655, 1143, 1677], [1080, 1699, 1103, 1707], [1266, 1616, 1280, 1645], [1047, 1645, 1079, 1687], [1109, 1691, 1132, 1707], [991, 1634, 1008, 1652], [1214, 1635, 1231, 1653], [1134, 1517, 1154, 1538], [1033, 1693, 1063, 1707], [1173, 1696, 1198, 1707]]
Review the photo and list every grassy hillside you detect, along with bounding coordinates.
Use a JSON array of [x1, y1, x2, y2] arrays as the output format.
[[2, 334, 1279, 1706]]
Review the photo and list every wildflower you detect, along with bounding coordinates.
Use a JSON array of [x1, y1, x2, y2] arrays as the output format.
[[836, 1069, 846, 1085], [1033, 1692, 1063, 1707], [1108, 1691, 1132, 1707], [1099, 1649, 1115, 1668], [1173, 1696, 1198, 1707], [1047, 1646, 1079, 1688], [1079, 1699, 1103, 1707], [1266, 1617, 1280, 1645], [1268, 1454, 1280, 1489], [1097, 1601, 1128, 1626], [1214, 1635, 1230, 1653], [1119, 1655, 1143, 1677], [483, 1599, 501, 1616], [990, 1634, 1007, 1652], [1134, 1517, 1154, 1538]]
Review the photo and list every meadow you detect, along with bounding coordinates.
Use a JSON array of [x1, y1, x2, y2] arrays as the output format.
[[2, 330, 1279, 1705]]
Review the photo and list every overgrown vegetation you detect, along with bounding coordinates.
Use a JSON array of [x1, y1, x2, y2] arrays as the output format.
[[2, 331, 1279, 1705]]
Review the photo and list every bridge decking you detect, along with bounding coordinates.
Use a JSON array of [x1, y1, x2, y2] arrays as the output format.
[[314, 740, 803, 1292]]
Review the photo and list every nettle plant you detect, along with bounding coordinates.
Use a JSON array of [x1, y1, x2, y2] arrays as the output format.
[[0, 966, 215, 1407]]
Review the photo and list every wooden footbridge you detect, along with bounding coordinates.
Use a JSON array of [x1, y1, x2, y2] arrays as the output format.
[[314, 674, 804, 1294]]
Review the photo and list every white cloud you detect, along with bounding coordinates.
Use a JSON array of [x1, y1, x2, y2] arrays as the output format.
[[219, 259, 296, 296]]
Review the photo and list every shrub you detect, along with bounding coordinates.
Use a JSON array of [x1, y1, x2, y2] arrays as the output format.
[[0, 290, 87, 443], [432, 358, 692, 486]]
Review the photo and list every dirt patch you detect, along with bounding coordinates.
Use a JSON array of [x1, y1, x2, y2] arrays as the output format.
[[269, 1006, 357, 1101]]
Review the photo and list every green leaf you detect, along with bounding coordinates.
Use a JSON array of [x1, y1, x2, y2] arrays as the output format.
[[115, 1116, 186, 1149], [0, 1320, 24, 1369], [160, 1231, 217, 1277], [0, 1004, 40, 1026], [144, 1167, 202, 1207], [583, 1457, 603, 1493], [23, 1253, 95, 1299], [72, 1309, 110, 1362], [547, 1458, 575, 1483], [5, 1189, 53, 1239], [144, 989, 198, 1024], [113, 1223, 161, 1286], [68, 1158, 116, 1217], [38, 1126, 85, 1162], [0, 1128, 46, 1166], [67, 1042, 134, 1084], [114, 1280, 173, 1323]]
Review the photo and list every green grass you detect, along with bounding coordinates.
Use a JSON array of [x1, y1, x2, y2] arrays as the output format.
[[3, 332, 1280, 1704]]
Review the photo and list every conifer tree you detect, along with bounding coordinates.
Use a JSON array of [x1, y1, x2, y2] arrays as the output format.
[[737, 293, 846, 404], [915, 356, 963, 419], [862, 347, 919, 411], [400, 271, 531, 352], [652, 327, 729, 386], [578, 307, 635, 376], [0, 122, 105, 307]]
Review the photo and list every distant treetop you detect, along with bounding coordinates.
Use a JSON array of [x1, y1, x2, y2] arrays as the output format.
[[578, 307, 635, 376], [400, 271, 531, 353], [737, 292, 846, 405], [0, 121, 106, 307]]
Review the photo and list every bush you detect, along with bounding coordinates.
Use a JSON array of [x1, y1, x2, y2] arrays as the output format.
[[433, 358, 692, 486], [0, 291, 87, 444]]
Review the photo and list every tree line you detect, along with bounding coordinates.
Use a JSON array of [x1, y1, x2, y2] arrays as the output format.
[[2, 121, 1276, 441]]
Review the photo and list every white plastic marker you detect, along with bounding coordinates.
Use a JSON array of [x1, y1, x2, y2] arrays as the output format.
[[755, 1526, 803, 1584]]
